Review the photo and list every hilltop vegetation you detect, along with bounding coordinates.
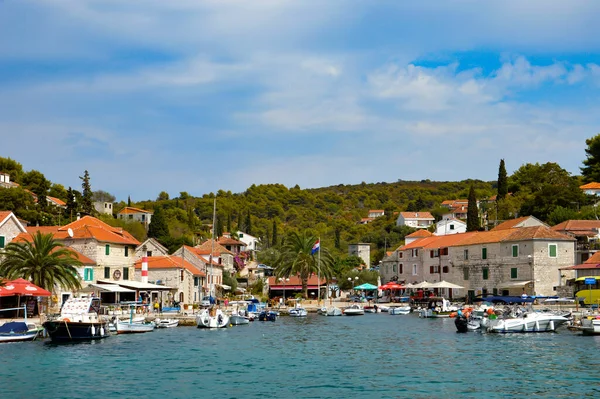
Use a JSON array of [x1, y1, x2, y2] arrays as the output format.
[[3, 133, 600, 266]]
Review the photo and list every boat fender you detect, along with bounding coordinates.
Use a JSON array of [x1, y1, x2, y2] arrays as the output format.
[[63, 318, 70, 323], [51, 295, 58, 302]]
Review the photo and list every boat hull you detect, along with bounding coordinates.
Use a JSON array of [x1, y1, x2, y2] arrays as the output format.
[[289, 308, 308, 317], [197, 309, 230, 328], [389, 306, 411, 315], [230, 315, 250, 325], [258, 311, 277, 321], [43, 321, 110, 341], [116, 321, 155, 334], [488, 315, 568, 333]]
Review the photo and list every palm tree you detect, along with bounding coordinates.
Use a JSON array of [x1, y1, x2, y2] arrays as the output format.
[[0, 232, 83, 293], [274, 231, 334, 299]]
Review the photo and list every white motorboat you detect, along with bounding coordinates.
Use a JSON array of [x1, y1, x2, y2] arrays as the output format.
[[318, 306, 342, 316], [197, 308, 230, 328], [230, 309, 251, 325], [417, 298, 458, 318], [289, 307, 308, 317], [577, 317, 600, 335], [389, 305, 411, 315], [343, 304, 364, 316], [487, 312, 568, 333], [156, 318, 179, 328], [364, 306, 381, 313], [0, 321, 42, 343], [377, 305, 390, 313], [116, 319, 155, 334]]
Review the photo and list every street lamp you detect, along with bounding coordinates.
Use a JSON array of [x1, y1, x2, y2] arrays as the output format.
[[279, 277, 289, 306]]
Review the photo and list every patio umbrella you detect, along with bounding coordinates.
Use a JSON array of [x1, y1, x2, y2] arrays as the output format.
[[428, 280, 464, 289], [379, 282, 405, 290], [0, 278, 51, 297], [353, 283, 378, 290], [410, 281, 433, 289]]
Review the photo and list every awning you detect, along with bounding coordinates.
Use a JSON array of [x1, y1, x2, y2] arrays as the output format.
[[96, 280, 174, 291], [216, 284, 231, 290], [498, 280, 532, 288], [81, 284, 135, 293]]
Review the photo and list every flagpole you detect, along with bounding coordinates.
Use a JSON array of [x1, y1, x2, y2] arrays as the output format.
[[317, 236, 321, 305]]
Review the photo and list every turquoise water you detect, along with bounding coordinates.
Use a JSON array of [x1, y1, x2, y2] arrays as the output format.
[[1, 314, 600, 398]]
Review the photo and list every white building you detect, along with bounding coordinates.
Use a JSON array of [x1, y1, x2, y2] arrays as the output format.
[[117, 207, 153, 228], [396, 212, 435, 229], [435, 218, 467, 236], [237, 231, 260, 252], [94, 201, 114, 215]]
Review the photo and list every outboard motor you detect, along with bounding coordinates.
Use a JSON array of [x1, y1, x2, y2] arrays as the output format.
[[455, 312, 468, 333]]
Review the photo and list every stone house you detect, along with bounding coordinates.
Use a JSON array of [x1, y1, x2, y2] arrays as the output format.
[[134, 255, 205, 305], [117, 207, 153, 228], [348, 243, 371, 268], [0, 211, 27, 249], [550, 220, 600, 264], [135, 237, 169, 260], [94, 201, 114, 215], [172, 245, 224, 298]]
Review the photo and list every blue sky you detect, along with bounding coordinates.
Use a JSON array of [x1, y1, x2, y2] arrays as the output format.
[[2, 1, 600, 201]]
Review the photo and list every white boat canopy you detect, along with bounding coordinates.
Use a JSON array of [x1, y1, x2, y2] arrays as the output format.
[[96, 280, 174, 291], [81, 283, 135, 293]]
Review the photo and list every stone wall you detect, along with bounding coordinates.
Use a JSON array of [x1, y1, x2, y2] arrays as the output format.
[[134, 268, 199, 305], [0, 216, 25, 246]]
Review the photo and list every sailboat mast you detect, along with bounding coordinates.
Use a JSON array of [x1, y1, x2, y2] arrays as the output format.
[[317, 236, 321, 304], [210, 196, 216, 298]]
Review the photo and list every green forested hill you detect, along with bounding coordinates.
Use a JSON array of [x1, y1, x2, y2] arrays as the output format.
[[1, 153, 597, 266]]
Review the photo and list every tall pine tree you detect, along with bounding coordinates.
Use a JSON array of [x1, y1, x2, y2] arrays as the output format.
[[65, 187, 77, 221], [79, 170, 93, 215], [245, 210, 252, 235], [497, 159, 508, 200], [466, 184, 480, 232], [127, 195, 131, 207], [271, 219, 278, 247]]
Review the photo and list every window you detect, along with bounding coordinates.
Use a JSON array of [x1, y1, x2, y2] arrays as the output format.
[[449, 224, 455, 230], [180, 270, 184, 281], [412, 264, 418, 275], [483, 267, 489, 280], [141, 214, 146, 222], [147, 250, 153, 257], [464, 249, 469, 260], [194, 277, 199, 287], [399, 264, 403, 274], [124, 246, 129, 257], [430, 265, 440, 274], [549, 244, 557, 258], [392, 264, 397, 273], [442, 266, 449, 273], [128, 214, 133, 220], [104, 267, 110, 279], [84, 267, 94, 281], [399, 252, 403, 258], [0, 235, 5, 249], [463, 268, 469, 280], [482, 248, 487, 260], [105, 244, 110, 255], [493, 288, 498, 296], [511, 268, 518, 279], [512, 244, 518, 257], [239, 233, 244, 238], [123, 267, 129, 280], [440, 248, 449, 256]]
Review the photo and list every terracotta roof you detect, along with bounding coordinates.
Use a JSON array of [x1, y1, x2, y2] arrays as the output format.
[[580, 182, 600, 189], [134, 255, 205, 276], [22, 216, 142, 245], [0, 211, 13, 223], [406, 230, 433, 238], [368, 210, 384, 213], [399, 212, 434, 220], [585, 252, 600, 264], [217, 236, 245, 246], [47, 196, 66, 206], [194, 239, 234, 256], [490, 216, 533, 231], [12, 233, 96, 265], [182, 245, 225, 267], [118, 207, 153, 215], [455, 226, 573, 246], [560, 263, 600, 270], [551, 220, 600, 236]]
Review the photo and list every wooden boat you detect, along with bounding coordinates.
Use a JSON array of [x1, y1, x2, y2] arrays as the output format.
[[116, 319, 155, 334], [364, 305, 381, 313], [0, 321, 42, 343], [43, 297, 110, 342]]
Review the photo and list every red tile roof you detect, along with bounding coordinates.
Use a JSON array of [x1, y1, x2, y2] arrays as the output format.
[[134, 256, 205, 276], [118, 207, 152, 215], [47, 196, 66, 206], [585, 252, 600, 264], [182, 245, 225, 267], [0, 211, 13, 223], [194, 239, 233, 256], [580, 182, 600, 189], [399, 212, 434, 219], [12, 233, 95, 265], [217, 236, 245, 246], [551, 220, 600, 236], [406, 230, 433, 238], [490, 216, 533, 231]]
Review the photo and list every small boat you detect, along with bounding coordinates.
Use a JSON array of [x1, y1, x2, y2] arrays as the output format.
[[289, 306, 308, 317], [577, 317, 600, 335], [116, 319, 155, 334], [389, 305, 411, 315], [156, 318, 179, 328], [230, 309, 251, 325], [258, 310, 277, 322], [487, 312, 569, 333], [43, 297, 110, 342], [343, 304, 364, 316], [197, 307, 230, 328], [318, 306, 342, 316], [417, 297, 458, 318], [0, 321, 42, 343], [377, 305, 390, 313]]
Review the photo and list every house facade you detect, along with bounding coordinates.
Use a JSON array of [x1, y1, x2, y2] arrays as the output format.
[[551, 220, 600, 264], [135, 237, 169, 260], [348, 243, 371, 268], [117, 207, 153, 228], [580, 182, 600, 196], [172, 244, 224, 298], [435, 218, 467, 236], [134, 255, 205, 305], [0, 211, 27, 249], [368, 210, 385, 218], [396, 212, 435, 229], [94, 201, 114, 215]]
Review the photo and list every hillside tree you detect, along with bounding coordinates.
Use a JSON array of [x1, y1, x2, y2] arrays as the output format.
[[466, 185, 479, 231], [581, 133, 600, 183], [79, 170, 93, 215], [497, 159, 508, 200]]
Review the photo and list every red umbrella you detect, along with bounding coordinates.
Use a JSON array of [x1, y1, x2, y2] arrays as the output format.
[[379, 282, 405, 290], [0, 278, 52, 297]]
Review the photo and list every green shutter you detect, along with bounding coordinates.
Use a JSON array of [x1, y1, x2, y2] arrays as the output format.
[[483, 268, 489, 280], [549, 244, 557, 257], [512, 245, 518, 257], [125, 246, 129, 257], [105, 244, 110, 255], [0, 236, 5, 248], [482, 248, 487, 260], [123, 267, 129, 280], [463, 268, 469, 280], [511, 268, 518, 279], [90, 268, 94, 281], [104, 267, 110, 279]]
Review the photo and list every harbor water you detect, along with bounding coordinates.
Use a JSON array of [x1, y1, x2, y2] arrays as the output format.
[[2, 313, 600, 398]]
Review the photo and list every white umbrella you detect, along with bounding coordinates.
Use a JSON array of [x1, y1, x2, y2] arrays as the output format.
[[429, 280, 464, 289], [411, 281, 433, 289]]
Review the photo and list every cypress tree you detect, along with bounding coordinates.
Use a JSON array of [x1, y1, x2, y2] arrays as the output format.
[[226, 213, 232, 233], [127, 195, 131, 207], [466, 185, 480, 232], [245, 210, 252, 235], [79, 170, 93, 215], [334, 227, 341, 250], [148, 207, 170, 240], [497, 159, 508, 200], [237, 212, 243, 232], [65, 187, 77, 221], [272, 219, 278, 247]]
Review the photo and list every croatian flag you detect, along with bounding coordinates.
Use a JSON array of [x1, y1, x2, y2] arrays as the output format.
[[311, 239, 320, 255]]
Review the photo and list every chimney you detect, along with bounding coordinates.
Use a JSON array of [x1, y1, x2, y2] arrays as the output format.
[[77, 212, 81, 220]]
